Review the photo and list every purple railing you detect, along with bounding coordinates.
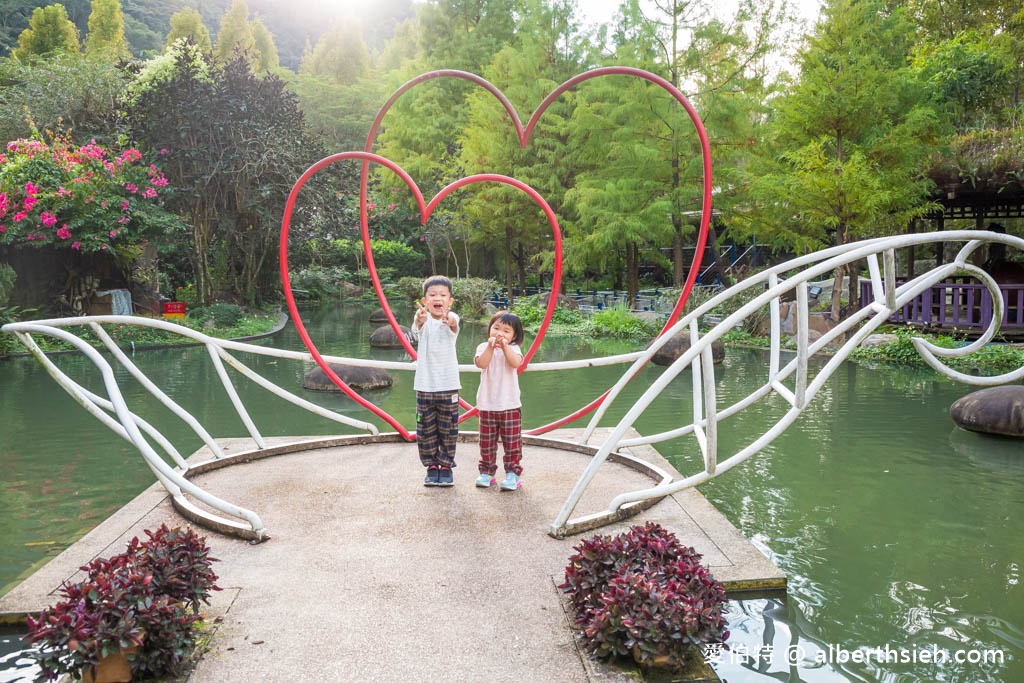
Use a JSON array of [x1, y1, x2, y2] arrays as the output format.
[[859, 279, 1024, 330]]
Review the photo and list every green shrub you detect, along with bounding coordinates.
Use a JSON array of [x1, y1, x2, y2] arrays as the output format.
[[0, 263, 15, 306], [290, 266, 352, 300], [368, 239, 425, 278], [589, 305, 654, 338], [188, 303, 243, 327], [851, 325, 1024, 373], [452, 277, 501, 317]]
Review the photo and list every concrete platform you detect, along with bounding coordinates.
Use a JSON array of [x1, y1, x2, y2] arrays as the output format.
[[0, 430, 784, 682]]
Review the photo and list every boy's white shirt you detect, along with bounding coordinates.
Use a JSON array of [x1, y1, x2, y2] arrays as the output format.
[[411, 312, 461, 392], [474, 341, 523, 411]]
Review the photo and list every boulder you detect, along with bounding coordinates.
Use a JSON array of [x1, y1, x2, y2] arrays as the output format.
[[537, 291, 578, 310], [368, 308, 389, 324], [303, 364, 394, 392], [370, 324, 414, 349], [648, 332, 726, 366], [341, 281, 363, 298], [861, 333, 898, 348], [949, 386, 1024, 438]]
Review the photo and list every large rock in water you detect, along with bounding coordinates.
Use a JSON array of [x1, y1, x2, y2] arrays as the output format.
[[648, 332, 726, 366], [368, 308, 390, 324], [303, 364, 393, 392], [369, 324, 414, 348], [537, 291, 578, 310], [949, 386, 1024, 438]]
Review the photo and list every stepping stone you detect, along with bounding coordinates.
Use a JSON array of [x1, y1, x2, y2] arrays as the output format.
[[369, 324, 414, 349], [302, 364, 393, 391], [649, 332, 725, 366], [949, 385, 1024, 438]]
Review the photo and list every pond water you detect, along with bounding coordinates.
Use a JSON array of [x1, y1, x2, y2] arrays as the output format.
[[1, 303, 1021, 682]]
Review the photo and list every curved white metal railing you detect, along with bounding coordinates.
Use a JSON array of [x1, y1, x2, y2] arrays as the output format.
[[4, 231, 1023, 540], [550, 230, 1024, 536]]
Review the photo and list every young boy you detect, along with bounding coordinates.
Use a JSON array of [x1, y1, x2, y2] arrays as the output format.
[[410, 275, 460, 486]]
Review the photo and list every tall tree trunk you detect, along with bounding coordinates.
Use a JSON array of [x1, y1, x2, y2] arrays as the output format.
[[707, 220, 732, 286], [672, 228, 684, 287], [831, 223, 848, 321], [505, 225, 514, 308], [517, 242, 527, 297], [626, 242, 639, 308]]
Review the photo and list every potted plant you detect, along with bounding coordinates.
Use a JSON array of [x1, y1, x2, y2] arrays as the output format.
[[560, 522, 730, 672], [24, 524, 219, 683]]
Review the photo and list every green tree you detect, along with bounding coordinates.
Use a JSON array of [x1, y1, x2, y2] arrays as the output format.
[[740, 0, 944, 319], [458, 0, 589, 296], [123, 43, 340, 306], [298, 18, 368, 85], [0, 51, 127, 143], [165, 7, 212, 54], [214, 0, 255, 64], [13, 4, 80, 61], [0, 0, 39, 56], [250, 15, 279, 73], [85, 0, 129, 58]]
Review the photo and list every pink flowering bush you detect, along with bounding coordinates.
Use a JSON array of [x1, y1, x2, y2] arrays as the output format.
[[0, 134, 174, 253]]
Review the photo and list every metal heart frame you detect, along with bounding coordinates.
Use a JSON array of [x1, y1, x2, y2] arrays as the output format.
[[281, 67, 713, 439]]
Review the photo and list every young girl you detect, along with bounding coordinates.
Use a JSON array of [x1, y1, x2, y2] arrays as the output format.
[[473, 311, 525, 490]]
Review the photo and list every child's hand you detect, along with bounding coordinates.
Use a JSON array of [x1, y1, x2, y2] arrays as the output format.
[[415, 300, 428, 325], [494, 336, 505, 348], [488, 336, 497, 348]]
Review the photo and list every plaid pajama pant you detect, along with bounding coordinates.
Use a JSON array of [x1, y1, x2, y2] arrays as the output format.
[[416, 390, 459, 468], [477, 408, 523, 476]]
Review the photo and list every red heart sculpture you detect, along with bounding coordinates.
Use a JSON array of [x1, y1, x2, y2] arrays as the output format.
[[282, 67, 712, 439], [280, 153, 562, 439]]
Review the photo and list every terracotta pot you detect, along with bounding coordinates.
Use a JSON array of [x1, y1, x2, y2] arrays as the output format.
[[82, 646, 136, 683]]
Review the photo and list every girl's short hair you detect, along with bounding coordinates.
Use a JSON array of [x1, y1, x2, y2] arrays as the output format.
[[422, 275, 453, 296], [487, 311, 524, 345]]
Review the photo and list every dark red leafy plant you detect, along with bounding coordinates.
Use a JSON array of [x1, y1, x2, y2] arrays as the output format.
[[23, 524, 219, 682], [559, 522, 729, 670]]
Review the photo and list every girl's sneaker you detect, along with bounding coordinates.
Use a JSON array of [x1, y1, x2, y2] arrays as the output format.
[[475, 473, 496, 488], [499, 472, 521, 491]]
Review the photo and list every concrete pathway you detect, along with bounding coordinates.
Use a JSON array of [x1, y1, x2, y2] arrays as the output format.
[[0, 431, 783, 682]]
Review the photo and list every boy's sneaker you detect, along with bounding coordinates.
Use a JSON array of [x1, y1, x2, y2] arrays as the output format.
[[424, 466, 440, 486], [475, 473, 496, 488], [499, 472, 521, 491], [437, 466, 455, 487]]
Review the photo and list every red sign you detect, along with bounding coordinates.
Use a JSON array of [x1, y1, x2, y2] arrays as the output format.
[[163, 302, 186, 317]]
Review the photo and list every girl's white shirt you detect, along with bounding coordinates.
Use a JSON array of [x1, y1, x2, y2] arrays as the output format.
[[411, 312, 461, 392], [474, 341, 522, 411]]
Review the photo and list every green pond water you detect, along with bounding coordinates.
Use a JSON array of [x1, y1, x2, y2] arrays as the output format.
[[1, 303, 1022, 681]]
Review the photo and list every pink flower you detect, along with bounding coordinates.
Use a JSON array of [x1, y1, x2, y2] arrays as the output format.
[[125, 183, 138, 194], [13, 210, 27, 222], [40, 211, 57, 227], [100, 244, 107, 250], [23, 196, 37, 211], [71, 241, 81, 250], [110, 230, 117, 237], [120, 149, 142, 163], [159, 148, 169, 155], [121, 200, 130, 211], [57, 226, 71, 239], [141, 188, 157, 199], [117, 216, 129, 224], [24, 181, 39, 196], [0, 225, 5, 233]]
